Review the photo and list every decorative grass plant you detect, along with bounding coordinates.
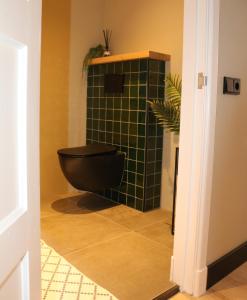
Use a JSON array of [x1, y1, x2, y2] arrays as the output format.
[[148, 74, 181, 134]]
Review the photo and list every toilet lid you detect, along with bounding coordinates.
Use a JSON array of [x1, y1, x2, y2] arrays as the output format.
[[57, 144, 117, 158]]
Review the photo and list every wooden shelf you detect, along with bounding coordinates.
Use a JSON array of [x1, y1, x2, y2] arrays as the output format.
[[90, 50, 170, 65]]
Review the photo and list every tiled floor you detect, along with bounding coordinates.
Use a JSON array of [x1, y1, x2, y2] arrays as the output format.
[[172, 262, 247, 300], [41, 192, 175, 300]]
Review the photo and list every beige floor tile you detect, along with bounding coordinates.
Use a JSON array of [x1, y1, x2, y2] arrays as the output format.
[[65, 232, 174, 300], [136, 220, 174, 250], [41, 213, 130, 255], [98, 204, 172, 230]]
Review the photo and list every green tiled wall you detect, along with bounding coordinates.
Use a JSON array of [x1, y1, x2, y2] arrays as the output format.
[[86, 59, 165, 211]]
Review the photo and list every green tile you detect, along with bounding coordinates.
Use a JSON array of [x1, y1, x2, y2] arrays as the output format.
[[119, 193, 127, 204], [138, 124, 145, 136], [138, 111, 146, 124], [99, 64, 106, 74], [130, 98, 138, 110], [99, 120, 106, 131], [93, 64, 100, 75], [92, 119, 98, 129], [99, 98, 106, 109], [149, 86, 158, 98], [121, 122, 128, 134], [130, 86, 138, 98], [88, 66, 93, 76], [137, 149, 145, 162], [113, 122, 120, 133], [122, 98, 129, 109], [93, 98, 99, 108], [87, 87, 93, 97], [128, 148, 137, 160], [114, 99, 121, 109], [127, 184, 135, 196], [131, 73, 139, 85], [139, 98, 146, 111], [138, 137, 145, 148], [123, 61, 131, 72], [149, 73, 159, 85], [114, 110, 121, 121], [127, 196, 135, 208], [139, 72, 147, 85], [128, 171, 136, 184], [136, 187, 143, 199], [115, 62, 123, 73], [154, 197, 160, 208], [140, 59, 148, 72], [160, 61, 165, 73], [100, 109, 105, 119], [121, 134, 128, 146], [88, 76, 93, 86], [121, 110, 129, 122], [156, 150, 162, 161], [107, 63, 115, 73], [129, 123, 137, 135], [136, 174, 144, 186], [131, 60, 139, 72], [149, 60, 159, 72], [128, 160, 137, 173], [129, 135, 137, 147], [99, 131, 105, 141], [106, 110, 113, 120], [137, 162, 144, 174], [147, 175, 155, 186], [130, 111, 137, 123], [123, 86, 130, 97], [107, 98, 113, 109], [93, 109, 99, 119], [113, 133, 121, 145], [87, 119, 92, 129], [139, 86, 146, 97], [106, 121, 112, 132], [106, 132, 112, 143], [136, 199, 144, 211]]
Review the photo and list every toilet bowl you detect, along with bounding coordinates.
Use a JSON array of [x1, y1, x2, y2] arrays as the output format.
[[57, 144, 125, 192]]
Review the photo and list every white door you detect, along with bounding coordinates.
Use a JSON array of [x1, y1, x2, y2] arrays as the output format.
[[0, 1, 41, 299]]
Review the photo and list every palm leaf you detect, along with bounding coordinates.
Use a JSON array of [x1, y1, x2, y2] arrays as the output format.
[[148, 74, 182, 134]]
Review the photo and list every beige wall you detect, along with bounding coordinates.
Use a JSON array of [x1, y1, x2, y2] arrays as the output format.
[[103, 0, 184, 210], [40, 0, 70, 201], [68, 0, 104, 148], [207, 0, 247, 263]]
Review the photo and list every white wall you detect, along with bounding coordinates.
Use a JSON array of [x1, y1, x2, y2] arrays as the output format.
[[69, 0, 104, 148], [207, 0, 247, 263]]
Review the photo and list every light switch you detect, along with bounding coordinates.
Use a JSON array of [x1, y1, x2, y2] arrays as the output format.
[[223, 77, 241, 95]]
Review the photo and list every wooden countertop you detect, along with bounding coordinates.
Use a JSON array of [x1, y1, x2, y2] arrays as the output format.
[[90, 50, 170, 65]]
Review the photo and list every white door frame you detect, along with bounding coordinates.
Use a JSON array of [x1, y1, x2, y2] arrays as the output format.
[[171, 0, 220, 296]]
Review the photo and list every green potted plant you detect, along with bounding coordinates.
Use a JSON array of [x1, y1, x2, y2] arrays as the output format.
[[148, 74, 181, 134], [82, 44, 105, 71], [148, 74, 181, 235]]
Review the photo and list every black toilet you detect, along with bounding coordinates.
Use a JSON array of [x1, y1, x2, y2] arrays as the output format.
[[57, 144, 125, 192]]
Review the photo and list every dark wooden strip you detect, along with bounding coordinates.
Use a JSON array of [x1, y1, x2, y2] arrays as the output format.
[[152, 285, 180, 300], [207, 241, 247, 289]]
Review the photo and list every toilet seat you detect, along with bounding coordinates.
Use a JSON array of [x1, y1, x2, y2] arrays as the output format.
[[57, 144, 117, 158]]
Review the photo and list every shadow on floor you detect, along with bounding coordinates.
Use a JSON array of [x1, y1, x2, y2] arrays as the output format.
[[51, 192, 119, 214]]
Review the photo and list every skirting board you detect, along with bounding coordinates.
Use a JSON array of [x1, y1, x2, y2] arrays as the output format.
[[152, 285, 180, 300], [207, 241, 247, 289]]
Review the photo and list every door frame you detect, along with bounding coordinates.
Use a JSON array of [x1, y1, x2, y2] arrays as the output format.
[[171, 0, 220, 296]]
